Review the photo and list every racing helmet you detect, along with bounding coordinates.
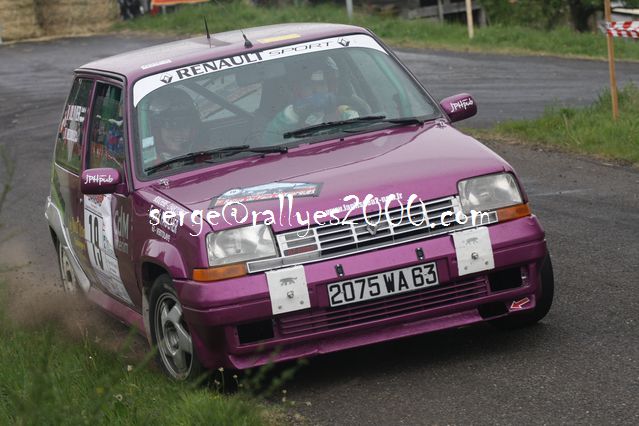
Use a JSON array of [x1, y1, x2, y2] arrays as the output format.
[[289, 55, 339, 95], [147, 86, 199, 127], [146, 87, 200, 156]]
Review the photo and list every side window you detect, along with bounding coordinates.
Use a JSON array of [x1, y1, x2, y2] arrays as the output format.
[[348, 50, 400, 117], [88, 83, 125, 174], [348, 49, 436, 118], [54, 78, 92, 173]]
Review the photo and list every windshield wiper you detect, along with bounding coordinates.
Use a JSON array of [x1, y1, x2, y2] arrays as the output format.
[[145, 145, 287, 174], [339, 116, 427, 133], [384, 117, 425, 125], [204, 145, 288, 162], [283, 115, 386, 139]]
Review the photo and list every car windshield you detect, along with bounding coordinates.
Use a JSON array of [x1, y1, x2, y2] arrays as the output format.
[[133, 34, 440, 178]]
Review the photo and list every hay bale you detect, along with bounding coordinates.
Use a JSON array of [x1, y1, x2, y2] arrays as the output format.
[[37, 0, 119, 36], [0, 0, 43, 41]]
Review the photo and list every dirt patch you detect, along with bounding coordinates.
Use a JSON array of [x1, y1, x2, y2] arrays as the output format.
[[1, 267, 148, 363]]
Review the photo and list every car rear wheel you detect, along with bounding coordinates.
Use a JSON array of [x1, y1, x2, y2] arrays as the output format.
[[491, 253, 554, 330], [149, 274, 205, 380], [58, 243, 80, 293]]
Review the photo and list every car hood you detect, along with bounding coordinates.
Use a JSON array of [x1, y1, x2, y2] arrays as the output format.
[[151, 123, 512, 231]]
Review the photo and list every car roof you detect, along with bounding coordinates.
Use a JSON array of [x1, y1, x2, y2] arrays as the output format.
[[78, 23, 371, 81]]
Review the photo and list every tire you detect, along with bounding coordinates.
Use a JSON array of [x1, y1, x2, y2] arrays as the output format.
[[490, 253, 554, 330], [149, 274, 205, 380], [58, 242, 80, 293]]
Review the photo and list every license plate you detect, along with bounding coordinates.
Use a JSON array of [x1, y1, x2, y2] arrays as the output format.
[[327, 263, 439, 307]]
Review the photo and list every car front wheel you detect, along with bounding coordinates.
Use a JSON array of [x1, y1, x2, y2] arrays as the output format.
[[149, 274, 205, 380]]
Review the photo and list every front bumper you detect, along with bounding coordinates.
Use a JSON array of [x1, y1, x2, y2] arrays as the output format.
[[175, 216, 547, 369]]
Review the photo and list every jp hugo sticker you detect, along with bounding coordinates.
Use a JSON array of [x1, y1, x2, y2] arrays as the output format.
[[209, 182, 322, 208], [449, 97, 474, 113]]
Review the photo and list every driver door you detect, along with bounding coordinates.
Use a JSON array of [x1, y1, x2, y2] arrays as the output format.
[[82, 80, 139, 307]]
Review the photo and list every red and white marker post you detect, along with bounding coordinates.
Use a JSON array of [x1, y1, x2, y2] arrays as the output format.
[[606, 21, 639, 39]]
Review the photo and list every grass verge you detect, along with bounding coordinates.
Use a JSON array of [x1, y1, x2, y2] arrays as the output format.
[[0, 297, 282, 425], [468, 84, 639, 167], [117, 1, 639, 61], [0, 144, 283, 425]]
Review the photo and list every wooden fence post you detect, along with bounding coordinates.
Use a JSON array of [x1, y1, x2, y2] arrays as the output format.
[[346, 0, 353, 21], [465, 0, 474, 39], [604, 0, 619, 120]]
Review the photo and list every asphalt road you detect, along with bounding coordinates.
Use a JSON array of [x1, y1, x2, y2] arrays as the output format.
[[1, 35, 638, 425]]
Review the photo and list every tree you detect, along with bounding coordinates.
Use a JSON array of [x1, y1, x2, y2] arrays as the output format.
[[482, 0, 639, 32]]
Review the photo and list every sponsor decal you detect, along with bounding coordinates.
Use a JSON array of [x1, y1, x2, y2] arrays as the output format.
[[83, 194, 133, 304], [153, 225, 172, 242], [62, 104, 86, 122], [257, 33, 301, 44], [142, 136, 158, 163], [162, 53, 262, 85], [149, 195, 188, 235], [210, 182, 321, 208], [160, 74, 173, 84], [141, 59, 172, 70], [133, 34, 388, 106], [59, 104, 87, 143], [114, 207, 130, 254], [279, 277, 298, 286], [266, 41, 332, 56], [449, 98, 474, 113], [84, 173, 114, 186], [69, 216, 86, 253]]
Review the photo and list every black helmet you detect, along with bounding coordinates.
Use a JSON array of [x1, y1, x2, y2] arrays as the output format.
[[147, 86, 199, 126]]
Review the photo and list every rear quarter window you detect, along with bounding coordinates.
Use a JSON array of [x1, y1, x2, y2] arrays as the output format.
[[54, 78, 92, 173]]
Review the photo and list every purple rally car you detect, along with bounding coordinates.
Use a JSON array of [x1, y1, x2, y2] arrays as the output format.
[[46, 23, 553, 380]]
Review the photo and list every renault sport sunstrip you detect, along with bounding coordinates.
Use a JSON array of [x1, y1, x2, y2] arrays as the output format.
[[46, 23, 553, 380]]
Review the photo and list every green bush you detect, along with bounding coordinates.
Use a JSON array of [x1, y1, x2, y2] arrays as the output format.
[[480, 0, 569, 30]]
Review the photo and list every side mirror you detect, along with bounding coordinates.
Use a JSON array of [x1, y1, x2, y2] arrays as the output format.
[[81, 168, 121, 194], [440, 93, 477, 123]]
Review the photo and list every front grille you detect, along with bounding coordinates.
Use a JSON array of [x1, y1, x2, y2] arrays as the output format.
[[247, 196, 497, 272], [310, 197, 457, 256], [277, 277, 489, 337]]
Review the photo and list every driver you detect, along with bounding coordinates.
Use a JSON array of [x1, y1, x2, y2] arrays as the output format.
[[263, 57, 360, 145], [146, 87, 204, 164]]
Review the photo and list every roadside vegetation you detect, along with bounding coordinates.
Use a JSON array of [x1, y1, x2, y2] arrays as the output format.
[[0, 322, 279, 425], [0, 146, 285, 426], [118, 1, 639, 61], [469, 84, 639, 166]]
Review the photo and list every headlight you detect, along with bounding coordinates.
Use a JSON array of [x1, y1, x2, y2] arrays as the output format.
[[206, 225, 277, 266], [458, 173, 523, 214]]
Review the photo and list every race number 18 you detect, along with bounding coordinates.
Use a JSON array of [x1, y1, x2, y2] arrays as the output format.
[[87, 212, 104, 271]]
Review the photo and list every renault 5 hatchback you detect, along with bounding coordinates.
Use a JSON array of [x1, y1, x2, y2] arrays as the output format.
[[46, 23, 553, 380]]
